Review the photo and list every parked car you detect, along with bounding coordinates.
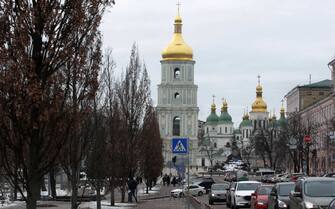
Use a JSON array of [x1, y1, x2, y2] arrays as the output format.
[[226, 182, 237, 208], [193, 177, 215, 193], [328, 199, 335, 209], [268, 182, 295, 209], [170, 184, 206, 197], [323, 173, 335, 178], [289, 177, 335, 209], [230, 181, 262, 209], [209, 182, 230, 205], [289, 173, 304, 182], [250, 185, 274, 209]]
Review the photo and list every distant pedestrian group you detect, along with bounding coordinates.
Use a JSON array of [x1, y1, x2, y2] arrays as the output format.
[[162, 174, 181, 187]]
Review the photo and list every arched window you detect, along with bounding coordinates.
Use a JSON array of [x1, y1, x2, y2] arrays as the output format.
[[173, 116, 181, 136], [225, 127, 227, 133], [174, 92, 180, 99], [174, 68, 181, 79]]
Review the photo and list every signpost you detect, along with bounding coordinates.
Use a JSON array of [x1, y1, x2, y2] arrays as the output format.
[[172, 138, 188, 154], [172, 138, 190, 198]]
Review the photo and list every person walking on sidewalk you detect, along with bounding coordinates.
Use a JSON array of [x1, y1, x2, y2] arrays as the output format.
[[128, 177, 138, 203]]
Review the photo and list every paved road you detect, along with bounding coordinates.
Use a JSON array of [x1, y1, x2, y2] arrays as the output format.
[[197, 175, 252, 209]]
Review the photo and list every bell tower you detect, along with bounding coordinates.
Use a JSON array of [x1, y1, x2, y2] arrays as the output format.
[[156, 7, 199, 166]]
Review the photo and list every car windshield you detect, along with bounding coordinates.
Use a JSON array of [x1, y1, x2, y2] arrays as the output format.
[[258, 186, 273, 195], [212, 184, 229, 190], [304, 181, 335, 197], [237, 183, 260, 191], [278, 184, 295, 196]]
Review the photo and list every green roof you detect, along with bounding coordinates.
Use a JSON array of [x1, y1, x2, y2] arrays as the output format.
[[300, 79, 332, 88], [278, 114, 287, 127], [239, 118, 252, 128], [219, 112, 233, 124], [206, 111, 219, 125]]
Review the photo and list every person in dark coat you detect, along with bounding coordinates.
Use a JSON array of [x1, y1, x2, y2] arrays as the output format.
[[166, 175, 170, 186], [127, 178, 138, 203], [171, 176, 177, 187]]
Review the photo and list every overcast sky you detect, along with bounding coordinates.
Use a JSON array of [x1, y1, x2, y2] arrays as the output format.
[[101, 0, 335, 126]]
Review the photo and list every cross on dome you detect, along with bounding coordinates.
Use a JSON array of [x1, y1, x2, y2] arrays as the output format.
[[257, 75, 261, 85], [177, 1, 181, 15]]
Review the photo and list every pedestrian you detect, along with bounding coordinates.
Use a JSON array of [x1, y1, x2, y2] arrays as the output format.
[[127, 177, 138, 203], [171, 176, 177, 187], [166, 175, 170, 186], [162, 174, 166, 186]]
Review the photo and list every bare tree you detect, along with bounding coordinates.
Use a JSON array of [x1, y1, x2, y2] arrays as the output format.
[[139, 104, 163, 194], [0, 1, 114, 209], [114, 43, 151, 202]]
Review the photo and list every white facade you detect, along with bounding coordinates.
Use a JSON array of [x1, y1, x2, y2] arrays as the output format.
[[156, 60, 199, 166]]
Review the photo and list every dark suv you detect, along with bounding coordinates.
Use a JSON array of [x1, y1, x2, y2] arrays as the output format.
[[193, 177, 215, 193], [289, 177, 335, 209]]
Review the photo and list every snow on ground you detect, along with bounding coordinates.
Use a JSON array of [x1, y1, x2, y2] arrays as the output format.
[[0, 201, 25, 209], [80, 201, 136, 209]]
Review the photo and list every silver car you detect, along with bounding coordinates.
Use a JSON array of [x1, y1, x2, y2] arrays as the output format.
[[289, 177, 335, 209], [209, 182, 230, 205]]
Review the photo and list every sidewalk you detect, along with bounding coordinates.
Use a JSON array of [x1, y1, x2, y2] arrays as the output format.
[[133, 184, 197, 209], [0, 183, 192, 209]]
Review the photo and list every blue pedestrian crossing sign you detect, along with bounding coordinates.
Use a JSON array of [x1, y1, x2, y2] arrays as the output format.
[[172, 138, 188, 154]]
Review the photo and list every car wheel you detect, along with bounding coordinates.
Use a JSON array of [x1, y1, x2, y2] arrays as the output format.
[[198, 191, 203, 196], [209, 200, 213, 205], [179, 192, 184, 198], [234, 200, 239, 209]]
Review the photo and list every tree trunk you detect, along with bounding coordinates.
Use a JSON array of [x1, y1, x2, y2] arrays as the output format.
[[49, 168, 57, 199], [110, 182, 115, 206], [96, 181, 101, 209], [70, 168, 79, 209], [26, 176, 40, 209]]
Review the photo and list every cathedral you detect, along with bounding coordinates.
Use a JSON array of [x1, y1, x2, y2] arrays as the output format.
[[199, 78, 288, 170], [156, 9, 287, 171]]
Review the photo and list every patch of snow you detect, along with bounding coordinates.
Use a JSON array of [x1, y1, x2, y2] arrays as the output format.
[[80, 201, 136, 209]]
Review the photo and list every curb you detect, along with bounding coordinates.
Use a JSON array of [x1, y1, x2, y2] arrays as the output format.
[[186, 195, 213, 209]]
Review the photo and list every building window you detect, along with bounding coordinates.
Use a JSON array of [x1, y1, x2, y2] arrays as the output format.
[[225, 127, 227, 133], [174, 92, 180, 99], [220, 127, 222, 134], [207, 127, 209, 133], [214, 143, 217, 148], [174, 68, 181, 79], [173, 116, 181, 136], [319, 91, 324, 96]]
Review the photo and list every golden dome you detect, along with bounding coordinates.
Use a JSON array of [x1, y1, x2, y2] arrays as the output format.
[[251, 84, 267, 112], [221, 100, 228, 112], [161, 14, 193, 61], [211, 103, 216, 111]]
